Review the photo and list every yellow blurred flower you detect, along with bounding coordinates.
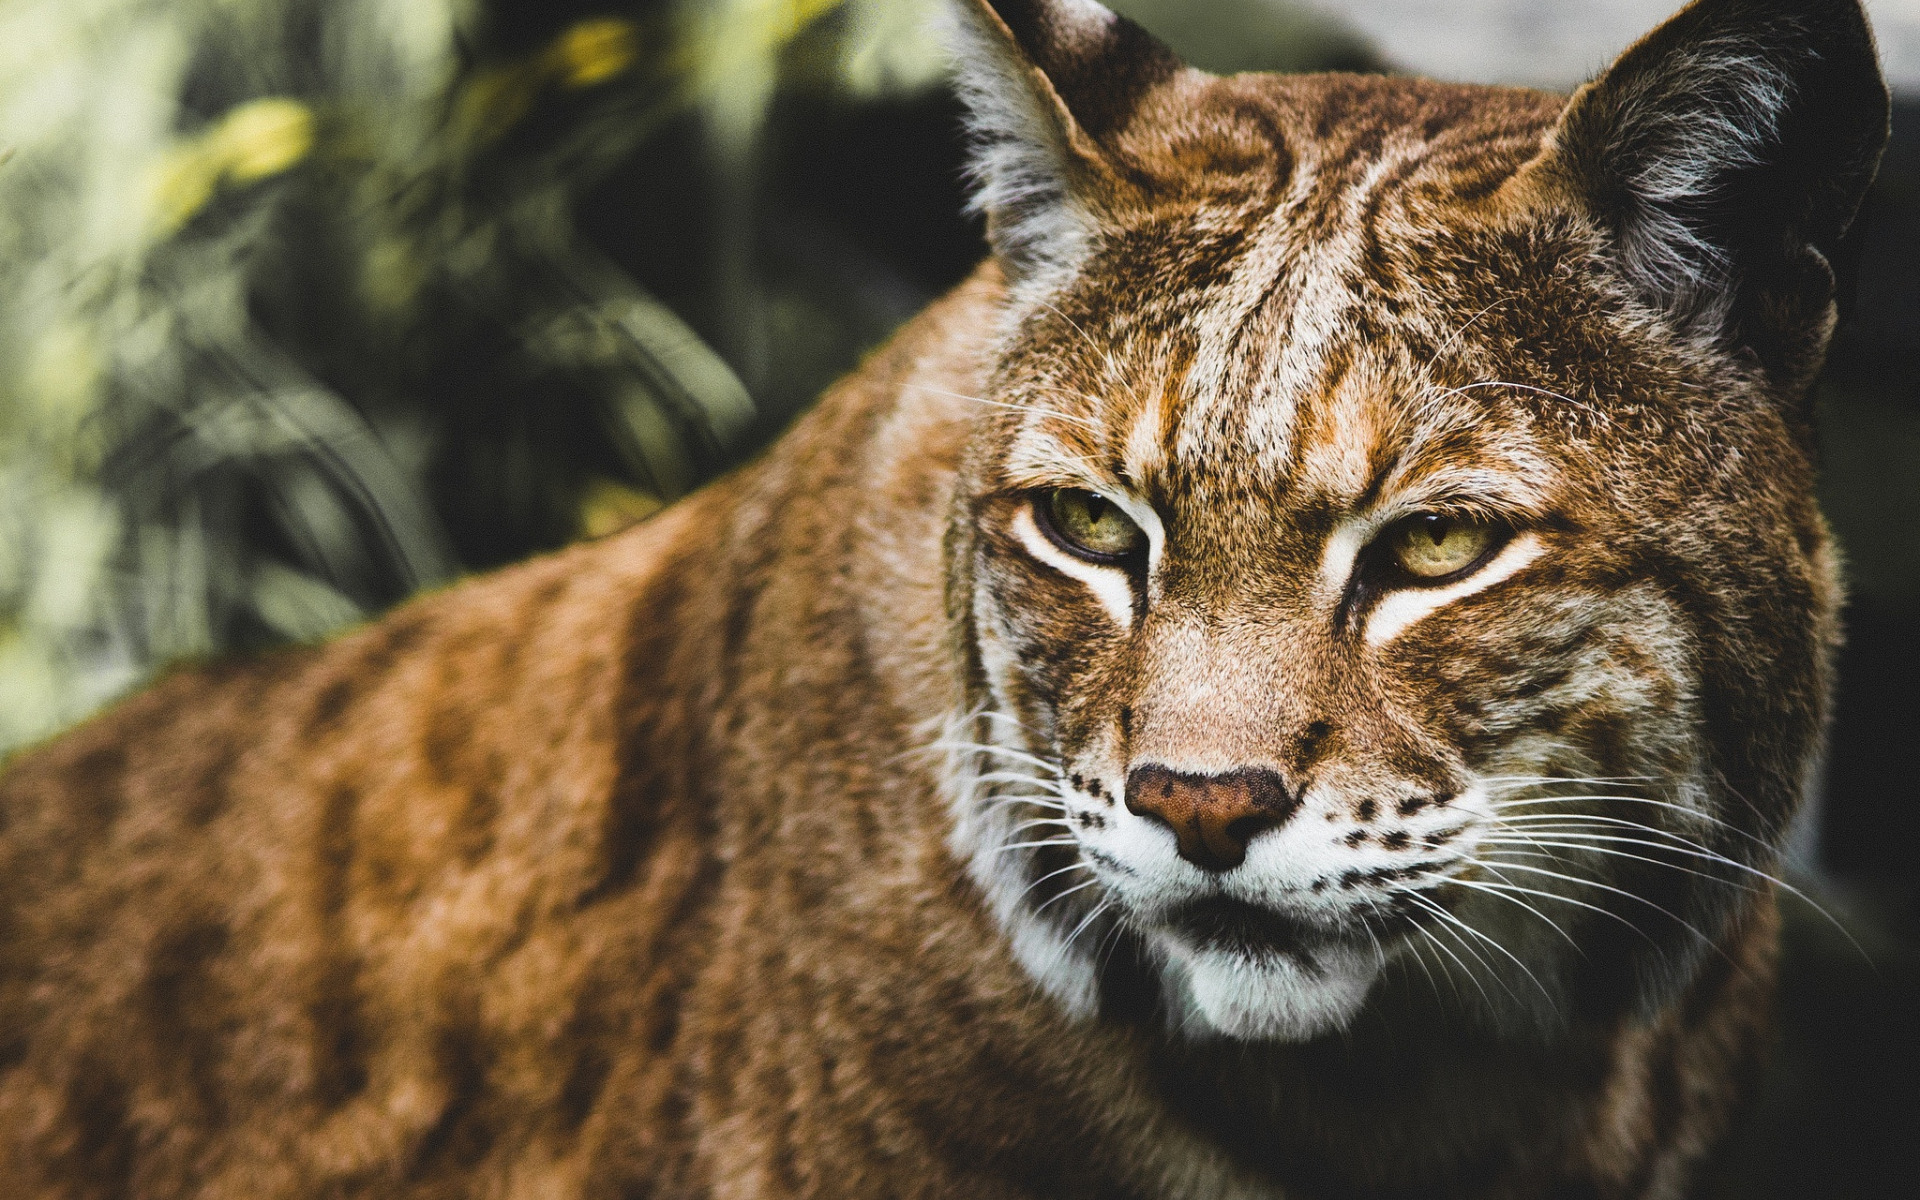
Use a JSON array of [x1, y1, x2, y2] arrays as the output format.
[[217, 97, 315, 183], [579, 477, 664, 539], [551, 18, 640, 90], [149, 97, 314, 233]]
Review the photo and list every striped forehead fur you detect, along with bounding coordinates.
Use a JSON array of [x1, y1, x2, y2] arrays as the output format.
[[974, 79, 1577, 504]]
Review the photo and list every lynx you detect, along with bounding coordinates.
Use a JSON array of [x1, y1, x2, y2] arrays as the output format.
[[0, 0, 1888, 1196]]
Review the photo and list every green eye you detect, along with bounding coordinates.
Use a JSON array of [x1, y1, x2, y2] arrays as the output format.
[[1387, 514, 1499, 581], [1039, 489, 1146, 562]]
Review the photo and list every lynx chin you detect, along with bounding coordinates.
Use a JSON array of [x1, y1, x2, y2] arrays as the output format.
[[0, 0, 1887, 1197]]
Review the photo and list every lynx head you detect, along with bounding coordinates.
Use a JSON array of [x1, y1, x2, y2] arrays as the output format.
[[941, 0, 1886, 1041]]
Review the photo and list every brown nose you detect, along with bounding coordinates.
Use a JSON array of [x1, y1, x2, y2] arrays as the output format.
[[1124, 765, 1297, 872]]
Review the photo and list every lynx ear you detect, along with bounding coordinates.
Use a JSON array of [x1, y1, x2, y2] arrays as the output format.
[[1542, 0, 1888, 388], [948, 0, 1183, 284]]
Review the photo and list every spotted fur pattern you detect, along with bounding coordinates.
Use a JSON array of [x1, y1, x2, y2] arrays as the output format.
[[0, 0, 1888, 1196]]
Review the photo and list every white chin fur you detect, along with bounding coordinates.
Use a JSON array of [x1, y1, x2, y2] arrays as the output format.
[[1168, 942, 1381, 1041]]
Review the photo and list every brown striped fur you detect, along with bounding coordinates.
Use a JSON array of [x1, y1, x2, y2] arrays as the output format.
[[0, 1, 1888, 1196]]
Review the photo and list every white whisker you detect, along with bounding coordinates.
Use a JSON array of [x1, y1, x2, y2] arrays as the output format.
[[903, 382, 1103, 430], [1405, 906, 1495, 1010], [1402, 893, 1519, 1004], [1402, 889, 1555, 1006], [1468, 858, 1735, 963], [934, 740, 1063, 773], [1006, 817, 1075, 837], [968, 770, 1061, 786], [1444, 870, 1585, 952], [990, 838, 1081, 857], [1033, 299, 1146, 413], [1019, 861, 1095, 903], [1421, 379, 1612, 426], [1485, 794, 1798, 886], [1449, 877, 1655, 949], [1405, 932, 1454, 1009], [1479, 819, 1861, 953], [1480, 774, 1656, 790], [1062, 897, 1115, 949], [975, 796, 1069, 819], [1419, 298, 1508, 375], [975, 709, 1042, 732], [1032, 876, 1103, 917], [1489, 791, 1722, 819], [1478, 837, 1756, 893]]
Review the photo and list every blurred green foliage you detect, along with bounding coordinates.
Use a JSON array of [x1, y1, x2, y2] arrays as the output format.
[[0, 0, 956, 753]]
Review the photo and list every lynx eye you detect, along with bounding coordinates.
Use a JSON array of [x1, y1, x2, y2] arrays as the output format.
[[1386, 514, 1500, 581], [1036, 489, 1145, 563]]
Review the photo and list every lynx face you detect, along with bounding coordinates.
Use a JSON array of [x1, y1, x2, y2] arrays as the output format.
[[944, 0, 1880, 1041]]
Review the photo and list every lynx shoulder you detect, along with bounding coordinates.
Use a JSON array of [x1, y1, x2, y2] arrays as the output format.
[[0, 1, 1887, 1197]]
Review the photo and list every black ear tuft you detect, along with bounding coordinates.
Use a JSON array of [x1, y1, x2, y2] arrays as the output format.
[[947, 0, 1184, 285], [1547, 0, 1889, 388]]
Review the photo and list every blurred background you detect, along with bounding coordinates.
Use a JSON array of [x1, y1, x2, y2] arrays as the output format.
[[0, 0, 1912, 1191]]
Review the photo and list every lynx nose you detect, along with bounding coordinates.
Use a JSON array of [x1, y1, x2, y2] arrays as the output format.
[[1124, 765, 1298, 872]]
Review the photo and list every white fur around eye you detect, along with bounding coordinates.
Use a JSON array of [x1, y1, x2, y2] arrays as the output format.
[[1011, 504, 1135, 630], [1318, 519, 1373, 601], [1365, 532, 1545, 646]]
